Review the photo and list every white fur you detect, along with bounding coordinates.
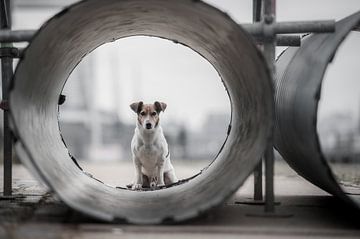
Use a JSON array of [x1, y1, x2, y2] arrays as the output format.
[[131, 121, 178, 190]]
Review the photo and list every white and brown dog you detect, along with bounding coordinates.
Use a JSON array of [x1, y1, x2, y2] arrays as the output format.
[[129, 101, 178, 190]]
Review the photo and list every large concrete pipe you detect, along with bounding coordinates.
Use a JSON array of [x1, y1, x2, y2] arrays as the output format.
[[275, 11, 360, 207], [10, 0, 273, 223]]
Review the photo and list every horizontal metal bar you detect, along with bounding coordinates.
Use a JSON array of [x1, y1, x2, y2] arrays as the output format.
[[0, 20, 331, 45], [274, 20, 336, 34], [276, 35, 301, 46], [0, 47, 25, 58], [0, 30, 35, 43], [254, 35, 300, 46], [242, 20, 335, 36]]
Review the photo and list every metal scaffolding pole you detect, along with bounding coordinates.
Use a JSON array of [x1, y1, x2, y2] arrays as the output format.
[[242, 20, 335, 35], [0, 30, 34, 43], [0, 28, 302, 46], [0, 0, 13, 197], [253, 0, 264, 202], [262, 0, 276, 213]]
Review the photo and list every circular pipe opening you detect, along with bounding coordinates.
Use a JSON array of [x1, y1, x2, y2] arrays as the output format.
[[318, 31, 360, 195], [10, 0, 273, 223], [59, 36, 231, 188]]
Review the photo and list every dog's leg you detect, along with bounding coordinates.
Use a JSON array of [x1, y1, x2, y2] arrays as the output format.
[[165, 169, 178, 184], [132, 160, 143, 190], [155, 159, 165, 187], [142, 174, 150, 188]]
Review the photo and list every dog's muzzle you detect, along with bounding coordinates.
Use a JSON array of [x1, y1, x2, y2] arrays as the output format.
[[145, 123, 152, 129]]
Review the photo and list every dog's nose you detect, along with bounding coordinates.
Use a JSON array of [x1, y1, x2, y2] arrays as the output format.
[[146, 123, 152, 129]]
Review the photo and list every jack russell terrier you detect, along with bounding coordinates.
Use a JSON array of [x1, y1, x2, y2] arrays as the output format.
[[129, 101, 178, 190]]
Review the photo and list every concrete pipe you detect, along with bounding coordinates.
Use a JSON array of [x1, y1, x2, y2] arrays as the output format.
[[275, 11, 360, 207], [10, 0, 273, 223]]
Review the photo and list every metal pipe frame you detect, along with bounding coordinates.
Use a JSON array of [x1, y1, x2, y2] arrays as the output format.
[[0, 30, 35, 43], [0, 29, 302, 47], [252, 0, 264, 202], [262, 0, 276, 214], [242, 20, 335, 37], [1, 0, 13, 197], [252, 34, 300, 46], [0, 20, 336, 44]]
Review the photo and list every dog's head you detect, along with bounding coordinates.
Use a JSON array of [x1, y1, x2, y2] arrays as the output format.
[[130, 101, 167, 131]]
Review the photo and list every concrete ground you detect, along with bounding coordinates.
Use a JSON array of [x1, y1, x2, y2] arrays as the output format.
[[0, 159, 360, 238]]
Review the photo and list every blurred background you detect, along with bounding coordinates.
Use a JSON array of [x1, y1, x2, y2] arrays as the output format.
[[0, 0, 359, 186]]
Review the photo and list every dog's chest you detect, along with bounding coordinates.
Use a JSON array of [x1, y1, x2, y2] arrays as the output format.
[[137, 144, 161, 167]]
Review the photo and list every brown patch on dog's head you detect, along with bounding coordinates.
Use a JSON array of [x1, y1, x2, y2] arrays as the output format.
[[130, 101, 167, 130]]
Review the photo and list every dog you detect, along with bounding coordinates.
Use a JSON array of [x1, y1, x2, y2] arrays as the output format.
[[129, 101, 178, 190]]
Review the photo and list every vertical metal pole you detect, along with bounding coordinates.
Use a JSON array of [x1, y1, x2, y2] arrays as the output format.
[[263, 0, 276, 213], [1, 0, 13, 197], [264, 145, 275, 212], [253, 162, 263, 201], [253, 0, 262, 22], [253, 0, 263, 202]]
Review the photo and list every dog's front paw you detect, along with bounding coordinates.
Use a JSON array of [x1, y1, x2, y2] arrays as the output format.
[[150, 182, 165, 189], [157, 183, 165, 188], [132, 183, 142, 190]]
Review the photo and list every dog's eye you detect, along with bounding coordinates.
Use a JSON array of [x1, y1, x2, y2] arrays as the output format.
[[140, 112, 146, 116], [151, 112, 157, 116]]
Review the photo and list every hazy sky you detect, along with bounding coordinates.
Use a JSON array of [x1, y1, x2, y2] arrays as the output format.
[[12, 0, 360, 129]]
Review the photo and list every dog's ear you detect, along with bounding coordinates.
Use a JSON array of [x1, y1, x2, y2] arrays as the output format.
[[130, 101, 143, 114], [154, 101, 167, 113]]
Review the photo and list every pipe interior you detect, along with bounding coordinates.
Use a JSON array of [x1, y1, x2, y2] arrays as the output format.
[[59, 35, 232, 187]]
